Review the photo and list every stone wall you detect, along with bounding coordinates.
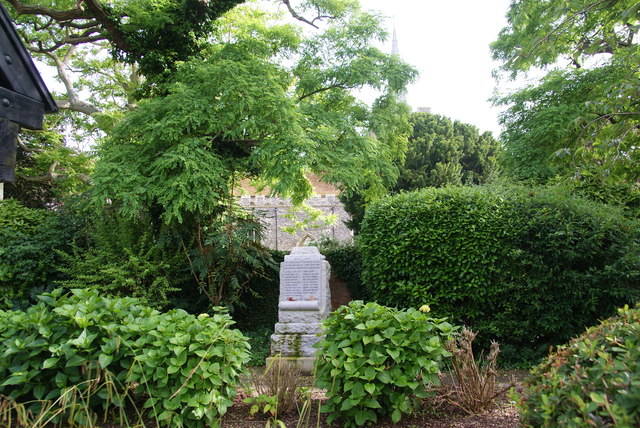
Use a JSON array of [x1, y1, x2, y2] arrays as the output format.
[[238, 194, 353, 251]]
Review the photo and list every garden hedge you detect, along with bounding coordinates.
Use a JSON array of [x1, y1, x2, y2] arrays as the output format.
[[359, 185, 640, 365], [232, 250, 284, 366]]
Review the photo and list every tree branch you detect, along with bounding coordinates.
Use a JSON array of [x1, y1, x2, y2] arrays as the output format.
[[80, 0, 132, 52], [18, 163, 92, 183], [525, 0, 618, 60], [17, 136, 44, 153], [299, 83, 347, 101], [41, 49, 101, 115], [32, 34, 107, 53], [6, 0, 91, 21], [65, 19, 100, 30], [8, 0, 132, 52], [281, 0, 319, 29], [220, 139, 263, 144], [21, 161, 59, 182]]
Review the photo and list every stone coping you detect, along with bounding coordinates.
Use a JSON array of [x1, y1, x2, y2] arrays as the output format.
[[278, 300, 319, 311]]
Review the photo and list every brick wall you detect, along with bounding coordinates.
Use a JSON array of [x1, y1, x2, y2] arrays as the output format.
[[238, 194, 353, 251]]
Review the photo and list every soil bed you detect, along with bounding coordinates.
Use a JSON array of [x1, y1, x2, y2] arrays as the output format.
[[221, 396, 520, 427], [221, 370, 528, 427]]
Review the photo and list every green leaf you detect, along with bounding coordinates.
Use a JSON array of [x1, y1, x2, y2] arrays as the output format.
[[33, 384, 46, 400], [66, 354, 85, 367], [42, 357, 59, 369], [391, 408, 402, 423], [99, 353, 113, 369], [340, 398, 357, 411], [355, 409, 369, 425], [376, 370, 391, 384], [387, 348, 400, 361], [157, 410, 173, 421], [589, 392, 607, 405], [363, 397, 381, 409], [1, 376, 23, 386], [364, 383, 376, 395]]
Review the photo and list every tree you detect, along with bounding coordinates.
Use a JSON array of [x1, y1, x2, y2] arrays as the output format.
[[342, 112, 501, 232], [88, 1, 417, 307], [396, 113, 500, 191], [5, 0, 246, 78], [4, 129, 93, 208], [4, 0, 246, 201], [491, 0, 640, 204]]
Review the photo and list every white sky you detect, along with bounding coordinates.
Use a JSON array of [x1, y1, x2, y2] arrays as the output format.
[[361, 0, 513, 137]]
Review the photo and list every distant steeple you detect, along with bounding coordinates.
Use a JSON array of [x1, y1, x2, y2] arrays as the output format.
[[390, 24, 406, 102], [391, 25, 400, 56]]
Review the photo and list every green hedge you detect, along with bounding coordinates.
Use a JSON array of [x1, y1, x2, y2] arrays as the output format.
[[232, 250, 284, 333], [0, 288, 250, 427], [359, 185, 640, 365], [516, 304, 640, 426]]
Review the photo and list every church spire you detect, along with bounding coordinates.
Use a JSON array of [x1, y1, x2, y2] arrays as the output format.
[[391, 25, 400, 56]]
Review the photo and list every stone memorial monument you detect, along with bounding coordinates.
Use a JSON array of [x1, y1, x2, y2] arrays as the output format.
[[269, 246, 331, 374]]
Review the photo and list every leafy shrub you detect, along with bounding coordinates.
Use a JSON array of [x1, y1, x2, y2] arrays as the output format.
[[57, 210, 185, 309], [359, 185, 640, 366], [0, 200, 80, 309], [516, 304, 640, 427], [315, 301, 456, 427], [233, 250, 284, 332], [232, 250, 284, 366], [0, 288, 250, 427], [242, 327, 274, 367]]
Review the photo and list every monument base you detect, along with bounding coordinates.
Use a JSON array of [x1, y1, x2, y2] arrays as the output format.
[[270, 333, 320, 357], [265, 356, 316, 376]]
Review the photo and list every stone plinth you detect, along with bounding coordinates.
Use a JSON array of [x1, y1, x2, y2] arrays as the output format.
[[269, 246, 331, 374]]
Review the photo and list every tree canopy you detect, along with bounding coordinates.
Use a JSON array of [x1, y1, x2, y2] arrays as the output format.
[[91, 2, 416, 222], [5, 0, 246, 77], [491, 0, 640, 199], [79, 1, 414, 306], [492, 0, 639, 72], [341, 112, 500, 233], [395, 112, 500, 191]]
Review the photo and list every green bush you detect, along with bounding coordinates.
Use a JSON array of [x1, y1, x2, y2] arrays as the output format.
[[57, 210, 186, 309], [315, 301, 456, 427], [359, 185, 640, 366], [516, 304, 640, 427], [0, 288, 250, 427], [231, 250, 284, 366], [0, 200, 80, 309], [233, 250, 284, 332]]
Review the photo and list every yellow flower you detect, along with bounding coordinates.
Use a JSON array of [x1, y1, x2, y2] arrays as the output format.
[[419, 304, 431, 313]]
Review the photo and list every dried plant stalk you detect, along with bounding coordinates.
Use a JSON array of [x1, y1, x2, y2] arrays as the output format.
[[445, 327, 510, 414], [253, 358, 303, 415]]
